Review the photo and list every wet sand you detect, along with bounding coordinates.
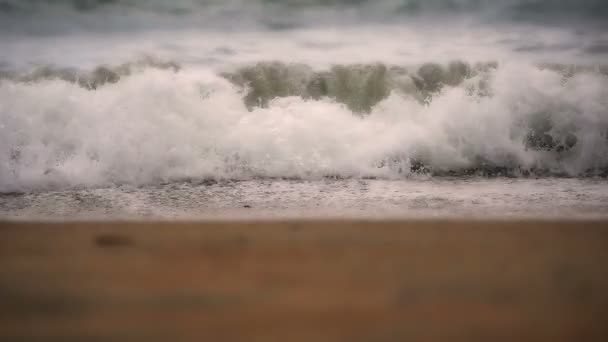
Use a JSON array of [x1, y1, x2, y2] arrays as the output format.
[[1, 220, 607, 341]]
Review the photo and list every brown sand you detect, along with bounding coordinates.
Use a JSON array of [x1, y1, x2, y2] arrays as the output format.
[[1, 220, 607, 341]]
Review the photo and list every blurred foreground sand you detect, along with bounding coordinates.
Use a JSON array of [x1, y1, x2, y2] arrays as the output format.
[[1, 220, 607, 341]]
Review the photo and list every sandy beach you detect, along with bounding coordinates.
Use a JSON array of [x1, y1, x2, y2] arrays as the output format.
[[1, 220, 607, 341]]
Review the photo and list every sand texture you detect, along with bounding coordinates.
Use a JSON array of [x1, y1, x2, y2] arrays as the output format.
[[1, 220, 607, 341]]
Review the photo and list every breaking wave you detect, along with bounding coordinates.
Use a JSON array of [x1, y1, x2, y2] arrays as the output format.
[[1, 60, 608, 192], [222, 61, 501, 112]]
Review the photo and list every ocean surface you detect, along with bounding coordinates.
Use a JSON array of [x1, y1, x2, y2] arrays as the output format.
[[1, 0, 607, 219]]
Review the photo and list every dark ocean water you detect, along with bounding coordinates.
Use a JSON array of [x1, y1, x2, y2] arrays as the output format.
[[1, 0, 608, 33]]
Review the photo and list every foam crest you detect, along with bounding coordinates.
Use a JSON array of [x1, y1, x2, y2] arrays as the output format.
[[0, 57, 180, 89]]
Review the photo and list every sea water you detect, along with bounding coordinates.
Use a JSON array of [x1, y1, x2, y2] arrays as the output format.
[[2, 178, 608, 220], [1, 1, 607, 219]]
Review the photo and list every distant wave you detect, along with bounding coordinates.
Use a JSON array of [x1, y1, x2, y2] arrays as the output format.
[[2, 0, 607, 15], [1, 0, 606, 33], [1, 59, 608, 192]]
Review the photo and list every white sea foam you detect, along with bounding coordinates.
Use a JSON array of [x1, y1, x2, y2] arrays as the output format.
[[1, 62, 607, 192]]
